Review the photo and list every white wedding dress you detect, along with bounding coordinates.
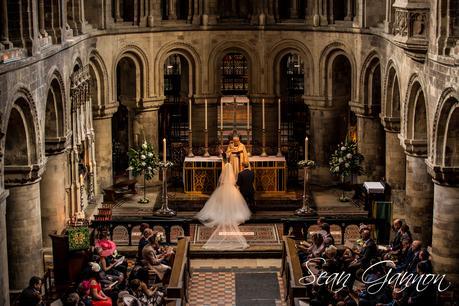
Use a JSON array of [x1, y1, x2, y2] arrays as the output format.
[[196, 163, 252, 250]]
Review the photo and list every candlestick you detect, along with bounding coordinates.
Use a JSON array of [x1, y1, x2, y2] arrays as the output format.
[[220, 99, 223, 130], [247, 100, 250, 130], [189, 98, 192, 130], [305, 137, 309, 160], [204, 98, 208, 130], [262, 98, 265, 130], [163, 138, 166, 162], [204, 129, 210, 157], [261, 128, 267, 157], [188, 129, 194, 157], [278, 98, 281, 130]]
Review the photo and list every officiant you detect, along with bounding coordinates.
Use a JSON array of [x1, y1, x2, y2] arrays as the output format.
[[225, 135, 249, 176]]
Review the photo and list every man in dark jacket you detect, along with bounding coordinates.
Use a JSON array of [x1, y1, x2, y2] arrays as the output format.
[[236, 162, 255, 210], [19, 276, 43, 306]]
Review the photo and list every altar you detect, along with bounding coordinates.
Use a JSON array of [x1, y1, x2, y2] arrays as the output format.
[[183, 156, 287, 194]]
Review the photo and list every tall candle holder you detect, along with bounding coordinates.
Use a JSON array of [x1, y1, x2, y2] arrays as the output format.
[[219, 128, 224, 157], [203, 128, 210, 157], [261, 128, 268, 157], [155, 164, 176, 216], [276, 129, 282, 157], [88, 171, 96, 204], [188, 129, 194, 157], [295, 165, 315, 216], [247, 128, 252, 157]]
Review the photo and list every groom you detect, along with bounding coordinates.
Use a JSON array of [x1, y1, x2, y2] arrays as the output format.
[[236, 162, 255, 211]]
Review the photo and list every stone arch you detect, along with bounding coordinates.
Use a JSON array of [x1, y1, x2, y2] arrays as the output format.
[[72, 56, 84, 72], [268, 40, 314, 96], [113, 45, 149, 102], [155, 42, 202, 97], [319, 41, 357, 104], [208, 41, 261, 95], [44, 77, 66, 141], [89, 50, 110, 109], [433, 88, 459, 166], [3, 86, 42, 182], [45, 68, 68, 132], [404, 74, 429, 154], [359, 51, 382, 115], [383, 60, 402, 121]]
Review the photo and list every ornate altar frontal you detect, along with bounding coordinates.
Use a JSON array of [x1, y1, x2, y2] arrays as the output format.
[[183, 156, 287, 194]]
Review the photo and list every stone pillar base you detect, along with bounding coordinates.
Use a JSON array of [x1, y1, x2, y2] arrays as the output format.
[[0, 190, 10, 306]]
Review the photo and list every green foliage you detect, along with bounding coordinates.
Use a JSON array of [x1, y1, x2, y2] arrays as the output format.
[[127, 141, 160, 180], [329, 138, 364, 178]]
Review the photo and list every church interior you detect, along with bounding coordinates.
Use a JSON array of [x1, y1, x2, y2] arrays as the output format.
[[0, 0, 458, 305]]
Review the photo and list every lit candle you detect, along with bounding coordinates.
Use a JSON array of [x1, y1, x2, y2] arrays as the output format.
[[204, 98, 208, 130], [262, 98, 265, 130], [163, 138, 166, 162], [247, 100, 250, 130], [189, 98, 192, 130], [80, 174, 84, 186], [305, 137, 309, 160], [278, 98, 281, 130], [220, 99, 223, 130]]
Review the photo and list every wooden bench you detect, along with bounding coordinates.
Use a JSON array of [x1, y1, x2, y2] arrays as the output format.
[[166, 237, 191, 305], [103, 179, 137, 202], [282, 236, 308, 306]]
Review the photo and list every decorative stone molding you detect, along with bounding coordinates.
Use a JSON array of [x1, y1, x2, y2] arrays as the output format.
[[45, 136, 69, 155], [403, 138, 428, 157], [93, 102, 119, 119], [4, 163, 45, 186], [426, 160, 459, 186], [380, 115, 401, 132], [137, 96, 165, 111], [303, 95, 331, 109], [392, 1, 430, 62]]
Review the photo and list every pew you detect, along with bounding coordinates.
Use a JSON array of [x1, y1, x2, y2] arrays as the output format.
[[103, 179, 137, 202], [282, 236, 308, 306], [166, 237, 191, 305]]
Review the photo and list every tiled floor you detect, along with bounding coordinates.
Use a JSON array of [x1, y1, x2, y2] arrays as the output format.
[[186, 259, 287, 306]]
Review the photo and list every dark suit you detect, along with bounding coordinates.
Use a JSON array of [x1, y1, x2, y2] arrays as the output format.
[[236, 168, 255, 209], [358, 238, 378, 269]]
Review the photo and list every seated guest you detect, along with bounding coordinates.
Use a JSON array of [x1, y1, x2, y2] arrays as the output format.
[[76, 281, 92, 306], [417, 248, 432, 273], [142, 234, 172, 283], [137, 227, 154, 262], [390, 219, 403, 251], [376, 286, 405, 306], [333, 287, 357, 306], [397, 238, 411, 263], [396, 240, 422, 273], [18, 276, 43, 306], [87, 263, 113, 306], [320, 223, 335, 247], [407, 261, 436, 305], [62, 292, 84, 306], [351, 229, 378, 270], [306, 232, 325, 259], [322, 245, 339, 273], [129, 279, 164, 305], [399, 224, 413, 244], [95, 245, 126, 285]]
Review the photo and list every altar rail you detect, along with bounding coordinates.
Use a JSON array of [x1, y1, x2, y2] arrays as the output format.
[[89, 215, 386, 247]]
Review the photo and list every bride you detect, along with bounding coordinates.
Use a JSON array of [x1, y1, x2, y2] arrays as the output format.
[[196, 162, 252, 250]]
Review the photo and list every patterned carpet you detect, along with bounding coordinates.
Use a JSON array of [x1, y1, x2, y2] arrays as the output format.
[[192, 224, 282, 246], [187, 267, 286, 306]]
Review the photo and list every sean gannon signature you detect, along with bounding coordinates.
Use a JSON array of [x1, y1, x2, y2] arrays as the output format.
[[298, 259, 451, 294]]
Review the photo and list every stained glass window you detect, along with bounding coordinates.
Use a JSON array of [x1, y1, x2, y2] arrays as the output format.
[[221, 53, 248, 95]]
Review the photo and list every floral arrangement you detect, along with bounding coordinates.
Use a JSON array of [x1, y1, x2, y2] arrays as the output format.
[[127, 141, 160, 180], [329, 139, 364, 178], [298, 160, 316, 169]]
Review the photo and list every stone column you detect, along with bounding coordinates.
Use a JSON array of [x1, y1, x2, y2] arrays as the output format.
[[168, 0, 177, 19], [428, 166, 459, 292], [40, 153, 67, 247], [405, 153, 434, 244], [114, 0, 123, 22], [308, 105, 343, 185], [290, 0, 298, 18], [0, 190, 10, 306], [382, 117, 406, 219], [355, 114, 385, 182], [6, 181, 43, 291], [345, 0, 353, 20], [93, 113, 114, 195], [38, 0, 48, 37], [1, 0, 12, 48], [192, 0, 201, 24], [384, 0, 393, 33]]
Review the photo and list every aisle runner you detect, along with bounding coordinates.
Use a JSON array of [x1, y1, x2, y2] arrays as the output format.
[[187, 268, 286, 306], [192, 224, 281, 246]]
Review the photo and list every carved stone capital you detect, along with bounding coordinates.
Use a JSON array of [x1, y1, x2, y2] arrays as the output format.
[[4, 162, 45, 186], [380, 115, 401, 132], [403, 137, 428, 157], [392, 2, 429, 62], [426, 160, 459, 186], [45, 136, 69, 155], [93, 102, 119, 119], [303, 95, 332, 109], [137, 96, 164, 111]]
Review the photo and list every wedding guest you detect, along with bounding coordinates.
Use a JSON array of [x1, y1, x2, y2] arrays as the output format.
[[137, 228, 155, 262], [18, 276, 43, 306], [62, 292, 83, 306], [407, 261, 436, 305], [396, 240, 422, 273], [142, 235, 171, 283], [320, 223, 335, 247], [400, 224, 413, 244], [87, 263, 113, 306], [390, 219, 403, 251]]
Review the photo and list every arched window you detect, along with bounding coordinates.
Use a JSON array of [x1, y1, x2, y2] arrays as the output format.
[[221, 53, 248, 95]]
